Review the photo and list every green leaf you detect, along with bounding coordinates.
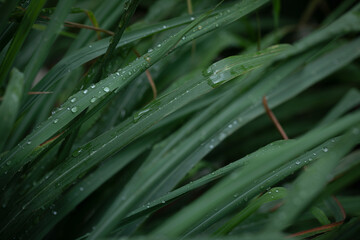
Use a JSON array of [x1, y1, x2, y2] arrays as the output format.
[[0, 0, 47, 86], [215, 187, 287, 235], [311, 207, 331, 226], [265, 129, 360, 231], [0, 68, 23, 151]]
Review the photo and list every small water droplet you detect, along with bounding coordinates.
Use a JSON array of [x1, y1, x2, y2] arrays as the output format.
[[79, 187, 84, 191], [308, 158, 313, 161], [275, 189, 279, 193], [295, 160, 301, 165], [83, 89, 88, 94], [90, 84, 95, 88], [52, 210, 57, 215], [198, 25, 202, 30], [313, 153, 317, 156], [89, 45, 92, 48], [162, 25, 167, 29], [322, 147, 328, 153], [90, 97, 97, 103], [161, 200, 165, 203], [190, 17, 195, 21], [27, 140, 31, 145], [103, 87, 110, 92], [128, 72, 132, 76], [182, 36, 186, 40], [133, 108, 150, 122], [209, 145, 214, 149], [70, 97, 76, 103], [71, 107, 78, 113]]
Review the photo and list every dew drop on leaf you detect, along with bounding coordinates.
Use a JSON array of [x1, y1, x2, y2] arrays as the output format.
[[71, 107, 78, 113]]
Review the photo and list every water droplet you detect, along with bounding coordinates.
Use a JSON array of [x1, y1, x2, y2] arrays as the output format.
[[182, 36, 186, 40], [209, 145, 214, 149], [128, 72, 132, 76], [79, 187, 84, 191], [295, 160, 301, 165], [103, 87, 110, 92], [89, 45, 92, 48], [322, 147, 328, 153], [190, 17, 195, 21], [90, 84, 95, 89], [71, 107, 78, 113], [157, 44, 161, 47], [83, 89, 88, 94], [53, 119, 59, 124], [228, 124, 233, 128], [27, 140, 31, 145], [331, 139, 335, 143], [90, 97, 97, 103], [148, 48, 153, 53], [275, 189, 279, 193], [162, 25, 167, 29], [161, 200, 165, 203], [308, 158, 313, 161], [52, 210, 57, 215], [219, 132, 227, 140], [133, 108, 150, 122], [313, 153, 317, 156], [70, 97, 76, 103], [198, 25, 202, 30], [116, 72, 120, 76]]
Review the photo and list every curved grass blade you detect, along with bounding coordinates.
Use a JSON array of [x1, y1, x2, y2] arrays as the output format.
[[0, 0, 47, 86], [265, 129, 360, 232], [311, 207, 332, 226], [214, 187, 287, 235], [0, 68, 24, 151], [152, 111, 360, 236]]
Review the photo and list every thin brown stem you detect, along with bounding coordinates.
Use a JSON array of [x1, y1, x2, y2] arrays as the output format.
[[64, 21, 114, 36], [83, 10, 101, 40], [186, 0, 193, 15], [262, 96, 289, 140], [288, 221, 343, 238]]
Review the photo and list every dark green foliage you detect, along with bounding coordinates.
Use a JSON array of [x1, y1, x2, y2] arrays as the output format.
[[0, 0, 359, 239]]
